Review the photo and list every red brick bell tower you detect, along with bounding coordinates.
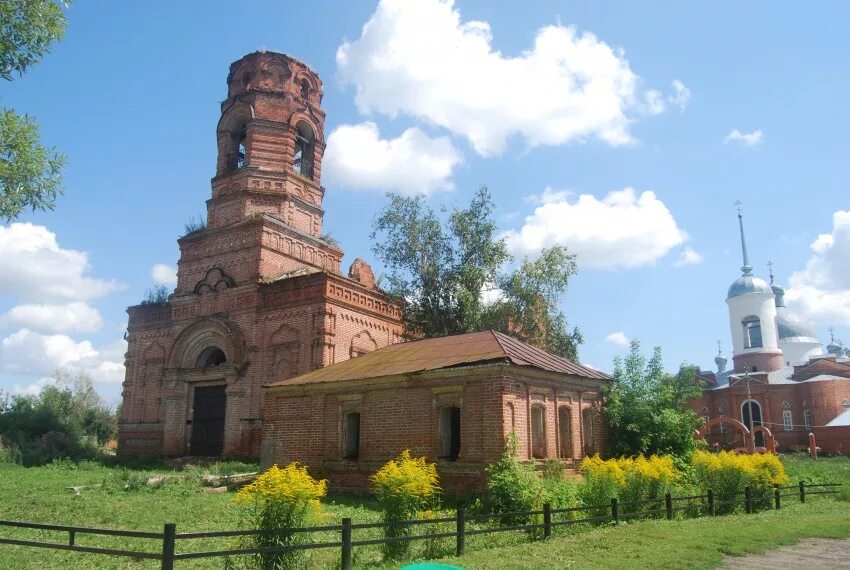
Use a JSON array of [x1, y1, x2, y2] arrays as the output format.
[[118, 52, 402, 460]]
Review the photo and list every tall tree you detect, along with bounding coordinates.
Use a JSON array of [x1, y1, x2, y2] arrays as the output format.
[[371, 187, 583, 360], [604, 340, 702, 457], [0, 0, 68, 221]]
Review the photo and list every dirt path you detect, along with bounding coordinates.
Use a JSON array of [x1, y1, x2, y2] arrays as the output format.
[[722, 538, 850, 569]]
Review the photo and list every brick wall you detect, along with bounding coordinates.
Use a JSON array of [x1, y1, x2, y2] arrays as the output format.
[[261, 367, 607, 492]]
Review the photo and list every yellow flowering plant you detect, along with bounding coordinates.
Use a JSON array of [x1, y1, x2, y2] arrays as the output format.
[[579, 455, 681, 517], [229, 463, 327, 570], [371, 450, 440, 559], [691, 450, 787, 513]]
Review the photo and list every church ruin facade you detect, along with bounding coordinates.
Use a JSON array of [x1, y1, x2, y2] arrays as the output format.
[[118, 52, 402, 458]]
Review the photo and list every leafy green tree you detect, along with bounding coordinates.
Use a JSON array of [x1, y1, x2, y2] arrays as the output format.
[[371, 187, 583, 359], [0, 368, 116, 465], [141, 282, 171, 305], [0, 0, 68, 221], [604, 340, 702, 458]]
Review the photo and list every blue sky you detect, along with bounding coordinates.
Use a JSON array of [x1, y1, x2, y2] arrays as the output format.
[[2, 0, 849, 403]]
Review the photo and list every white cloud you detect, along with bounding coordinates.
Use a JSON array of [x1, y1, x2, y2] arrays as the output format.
[[0, 223, 118, 303], [479, 281, 505, 306], [675, 247, 703, 267], [0, 302, 102, 334], [504, 188, 688, 269], [10, 377, 56, 397], [605, 331, 630, 346], [151, 263, 177, 286], [323, 122, 461, 195], [669, 80, 691, 111], [337, 0, 676, 156], [523, 187, 574, 206], [786, 211, 850, 324], [0, 329, 125, 383], [724, 129, 764, 147]]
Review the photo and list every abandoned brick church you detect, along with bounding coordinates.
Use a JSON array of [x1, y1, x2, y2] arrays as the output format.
[[118, 52, 609, 489]]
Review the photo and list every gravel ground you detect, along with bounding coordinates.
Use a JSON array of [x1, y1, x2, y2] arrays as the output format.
[[722, 538, 850, 569]]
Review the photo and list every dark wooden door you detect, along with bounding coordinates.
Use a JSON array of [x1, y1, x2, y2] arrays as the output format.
[[190, 385, 226, 456]]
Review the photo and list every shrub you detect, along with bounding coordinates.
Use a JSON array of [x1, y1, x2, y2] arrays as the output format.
[[371, 450, 440, 559], [691, 450, 788, 513], [231, 463, 327, 570], [579, 455, 680, 517], [485, 432, 542, 524]]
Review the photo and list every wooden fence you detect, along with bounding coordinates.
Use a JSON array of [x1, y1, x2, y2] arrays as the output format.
[[0, 481, 842, 569]]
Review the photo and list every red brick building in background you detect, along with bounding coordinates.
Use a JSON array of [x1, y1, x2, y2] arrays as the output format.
[[118, 52, 402, 458], [690, 210, 850, 455]]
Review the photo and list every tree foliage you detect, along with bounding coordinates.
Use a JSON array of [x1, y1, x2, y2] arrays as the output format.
[[371, 187, 583, 360], [604, 340, 702, 458], [141, 282, 170, 305], [0, 0, 68, 221], [0, 369, 117, 465]]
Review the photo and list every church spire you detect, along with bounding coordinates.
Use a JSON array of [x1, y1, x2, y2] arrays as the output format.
[[736, 201, 752, 276], [715, 340, 727, 374]]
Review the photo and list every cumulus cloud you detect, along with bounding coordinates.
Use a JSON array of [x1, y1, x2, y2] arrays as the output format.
[[0, 329, 125, 383], [0, 223, 118, 303], [323, 122, 462, 194], [669, 80, 691, 111], [10, 377, 56, 397], [0, 302, 102, 334], [337, 0, 677, 156], [605, 331, 630, 346], [786, 211, 850, 324], [724, 129, 764, 147], [675, 247, 703, 267], [504, 188, 688, 269], [151, 263, 177, 286]]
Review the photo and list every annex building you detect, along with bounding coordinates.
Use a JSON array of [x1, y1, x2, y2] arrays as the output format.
[[690, 210, 850, 455]]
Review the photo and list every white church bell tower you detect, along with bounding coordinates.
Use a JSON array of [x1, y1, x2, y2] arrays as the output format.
[[725, 205, 784, 373]]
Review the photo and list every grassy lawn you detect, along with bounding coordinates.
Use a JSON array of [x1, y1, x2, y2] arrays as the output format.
[[0, 454, 847, 569], [447, 500, 850, 569]]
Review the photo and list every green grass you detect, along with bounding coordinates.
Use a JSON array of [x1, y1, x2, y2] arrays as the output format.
[[782, 453, 850, 500], [445, 500, 850, 569], [0, 455, 847, 568]]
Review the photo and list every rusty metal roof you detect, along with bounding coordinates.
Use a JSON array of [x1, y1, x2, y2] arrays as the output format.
[[265, 330, 610, 388]]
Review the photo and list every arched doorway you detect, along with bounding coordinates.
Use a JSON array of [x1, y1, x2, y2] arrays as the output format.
[[558, 407, 572, 458], [741, 399, 765, 447]]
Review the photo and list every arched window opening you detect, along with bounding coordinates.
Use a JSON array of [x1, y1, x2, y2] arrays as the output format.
[[701, 407, 711, 435], [438, 406, 461, 461], [293, 121, 314, 179], [531, 405, 546, 459], [197, 347, 227, 368], [558, 407, 572, 458], [343, 411, 360, 460], [741, 399, 764, 447], [783, 409, 793, 431], [742, 316, 763, 349], [300, 79, 309, 100], [582, 408, 594, 456]]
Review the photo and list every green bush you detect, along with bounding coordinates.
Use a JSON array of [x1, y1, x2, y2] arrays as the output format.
[[485, 432, 543, 524], [0, 371, 116, 466], [691, 450, 788, 513]]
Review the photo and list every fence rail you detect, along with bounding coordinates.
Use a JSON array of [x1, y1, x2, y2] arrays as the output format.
[[0, 481, 842, 569]]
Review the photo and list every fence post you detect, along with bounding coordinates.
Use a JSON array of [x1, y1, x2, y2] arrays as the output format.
[[68, 530, 75, 546], [543, 503, 552, 539], [611, 498, 619, 524], [161, 523, 176, 570], [665, 493, 673, 520], [707, 490, 715, 517], [745, 487, 752, 514], [799, 481, 806, 503], [775, 487, 781, 510], [456, 506, 465, 557], [341, 518, 352, 570]]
